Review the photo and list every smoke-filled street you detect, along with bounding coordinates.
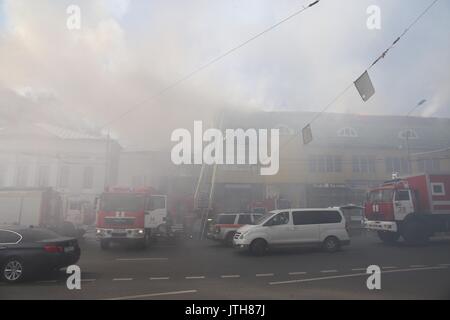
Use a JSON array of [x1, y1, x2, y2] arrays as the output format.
[[1, 232, 449, 300], [1, 1, 450, 310]]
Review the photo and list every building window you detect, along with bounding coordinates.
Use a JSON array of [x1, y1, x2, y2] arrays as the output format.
[[431, 183, 445, 196], [309, 155, 342, 173], [15, 165, 29, 187], [398, 129, 418, 140], [417, 158, 440, 173], [353, 156, 376, 174], [385, 157, 411, 175], [58, 166, 70, 188], [338, 127, 358, 138], [334, 156, 342, 172], [36, 165, 50, 187], [83, 166, 94, 189]]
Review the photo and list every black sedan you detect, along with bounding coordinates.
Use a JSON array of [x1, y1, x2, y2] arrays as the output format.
[[0, 225, 81, 283]]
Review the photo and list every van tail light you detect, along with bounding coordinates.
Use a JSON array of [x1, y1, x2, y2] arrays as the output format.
[[44, 245, 63, 253]]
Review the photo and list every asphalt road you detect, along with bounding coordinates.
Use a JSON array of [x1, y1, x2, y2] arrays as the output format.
[[1, 232, 450, 300]]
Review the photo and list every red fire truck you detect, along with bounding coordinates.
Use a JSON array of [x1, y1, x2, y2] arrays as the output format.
[[364, 173, 450, 244], [95, 187, 182, 249]]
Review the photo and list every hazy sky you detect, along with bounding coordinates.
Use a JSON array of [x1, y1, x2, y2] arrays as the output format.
[[0, 0, 449, 148]]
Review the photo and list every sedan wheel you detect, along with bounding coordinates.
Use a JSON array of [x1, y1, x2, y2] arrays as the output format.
[[3, 259, 24, 282]]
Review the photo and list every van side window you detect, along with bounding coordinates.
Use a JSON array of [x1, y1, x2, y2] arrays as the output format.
[[395, 190, 410, 201], [319, 211, 342, 224], [265, 212, 289, 226], [238, 214, 252, 225], [292, 211, 321, 225]]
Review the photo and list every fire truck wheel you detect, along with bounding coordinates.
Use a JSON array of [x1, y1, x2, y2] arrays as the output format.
[[224, 232, 235, 247], [323, 236, 340, 253], [136, 234, 149, 250], [250, 239, 267, 256], [100, 239, 110, 250], [401, 219, 429, 245], [377, 231, 400, 244]]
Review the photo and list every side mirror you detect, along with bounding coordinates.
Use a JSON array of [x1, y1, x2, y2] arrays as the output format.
[[94, 197, 100, 211]]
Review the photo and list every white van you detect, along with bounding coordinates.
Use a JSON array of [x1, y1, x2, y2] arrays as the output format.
[[233, 208, 350, 256]]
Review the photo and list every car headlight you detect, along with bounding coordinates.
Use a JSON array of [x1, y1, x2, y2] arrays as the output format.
[[240, 231, 250, 239]]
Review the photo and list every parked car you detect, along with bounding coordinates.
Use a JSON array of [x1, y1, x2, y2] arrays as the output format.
[[0, 225, 81, 283], [233, 208, 350, 256], [207, 213, 263, 246]]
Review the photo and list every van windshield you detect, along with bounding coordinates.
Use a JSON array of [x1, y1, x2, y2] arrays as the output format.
[[254, 213, 275, 225]]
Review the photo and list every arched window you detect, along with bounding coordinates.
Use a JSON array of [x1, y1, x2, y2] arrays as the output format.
[[338, 127, 358, 138], [398, 129, 418, 140]]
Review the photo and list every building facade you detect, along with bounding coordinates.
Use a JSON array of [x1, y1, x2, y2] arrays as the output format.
[[211, 111, 450, 210], [0, 122, 121, 202], [112, 111, 450, 213]]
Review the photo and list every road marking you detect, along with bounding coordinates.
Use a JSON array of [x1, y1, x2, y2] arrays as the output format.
[[113, 278, 133, 281], [288, 271, 307, 275], [269, 266, 448, 285], [116, 258, 168, 261], [150, 277, 170, 280], [185, 276, 205, 280], [320, 270, 338, 273], [221, 275, 240, 278], [382, 266, 397, 269], [409, 264, 426, 268], [256, 273, 274, 277], [351, 268, 366, 271], [438, 263, 450, 267], [107, 289, 198, 300]]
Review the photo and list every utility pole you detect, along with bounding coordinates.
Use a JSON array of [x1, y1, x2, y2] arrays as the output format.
[[405, 99, 426, 170], [104, 129, 111, 190]]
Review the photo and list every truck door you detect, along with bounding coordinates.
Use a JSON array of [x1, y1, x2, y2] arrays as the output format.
[[145, 195, 167, 229], [393, 189, 414, 221]]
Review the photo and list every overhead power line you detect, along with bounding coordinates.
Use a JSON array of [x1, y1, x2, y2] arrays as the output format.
[[101, 0, 321, 129], [301, 0, 440, 142], [368, 0, 439, 69]]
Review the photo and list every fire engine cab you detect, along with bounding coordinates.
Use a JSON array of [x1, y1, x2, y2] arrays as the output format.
[[95, 187, 173, 249], [364, 173, 450, 244]]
